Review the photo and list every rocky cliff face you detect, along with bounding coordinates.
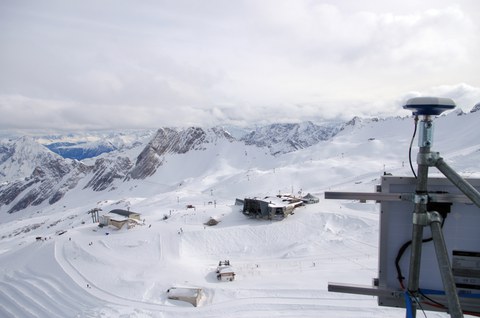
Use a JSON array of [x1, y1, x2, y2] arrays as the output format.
[[0, 127, 235, 213], [0, 136, 133, 213], [129, 127, 234, 179], [84, 156, 133, 191], [4, 162, 88, 213], [0, 136, 66, 181], [471, 102, 480, 113], [0, 137, 91, 213], [241, 121, 342, 155]]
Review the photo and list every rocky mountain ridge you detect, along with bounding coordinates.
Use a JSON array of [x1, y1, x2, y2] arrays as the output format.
[[0, 126, 246, 213], [241, 121, 342, 156], [3, 114, 470, 215], [128, 127, 235, 180]]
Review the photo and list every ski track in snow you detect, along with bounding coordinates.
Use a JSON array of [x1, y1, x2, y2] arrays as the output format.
[[0, 209, 392, 318], [0, 199, 450, 318]]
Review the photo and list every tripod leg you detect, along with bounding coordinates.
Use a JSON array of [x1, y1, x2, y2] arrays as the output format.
[[429, 211, 463, 318]]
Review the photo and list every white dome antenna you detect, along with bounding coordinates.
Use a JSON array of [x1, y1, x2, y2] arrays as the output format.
[[403, 96, 456, 116]]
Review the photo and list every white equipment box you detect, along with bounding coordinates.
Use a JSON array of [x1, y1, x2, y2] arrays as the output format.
[[378, 176, 480, 311]]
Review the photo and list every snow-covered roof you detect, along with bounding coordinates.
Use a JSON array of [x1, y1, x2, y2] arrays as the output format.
[[167, 287, 201, 298], [218, 266, 235, 274], [265, 196, 288, 208]]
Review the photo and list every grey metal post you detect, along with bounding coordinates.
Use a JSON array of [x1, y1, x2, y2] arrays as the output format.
[[429, 211, 463, 318], [407, 120, 432, 317]]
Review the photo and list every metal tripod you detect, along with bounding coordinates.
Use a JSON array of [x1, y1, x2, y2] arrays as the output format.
[[406, 114, 480, 318]]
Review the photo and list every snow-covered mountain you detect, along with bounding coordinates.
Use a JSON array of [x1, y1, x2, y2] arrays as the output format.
[[128, 126, 235, 180], [0, 136, 67, 181], [471, 102, 480, 113], [2, 111, 480, 216], [0, 135, 123, 213], [1, 111, 480, 317], [0, 122, 347, 214], [241, 121, 342, 155], [0, 136, 91, 213]]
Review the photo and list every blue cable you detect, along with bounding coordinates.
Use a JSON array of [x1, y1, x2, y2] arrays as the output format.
[[405, 291, 415, 318]]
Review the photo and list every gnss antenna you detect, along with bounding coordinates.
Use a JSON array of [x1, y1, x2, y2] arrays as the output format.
[[403, 96, 456, 116]]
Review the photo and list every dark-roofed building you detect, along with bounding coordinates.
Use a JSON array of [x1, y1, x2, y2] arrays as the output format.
[[109, 209, 141, 220], [243, 195, 303, 220]]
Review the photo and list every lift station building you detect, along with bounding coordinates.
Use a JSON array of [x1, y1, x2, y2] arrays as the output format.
[[242, 195, 303, 220]]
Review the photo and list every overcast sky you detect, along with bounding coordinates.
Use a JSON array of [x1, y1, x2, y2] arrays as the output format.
[[1, 0, 479, 130]]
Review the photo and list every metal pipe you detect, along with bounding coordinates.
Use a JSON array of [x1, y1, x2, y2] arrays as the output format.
[[407, 146, 431, 318], [429, 212, 464, 318], [435, 157, 480, 208]]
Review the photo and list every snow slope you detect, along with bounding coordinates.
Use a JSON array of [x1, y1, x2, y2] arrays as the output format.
[[1, 111, 479, 318]]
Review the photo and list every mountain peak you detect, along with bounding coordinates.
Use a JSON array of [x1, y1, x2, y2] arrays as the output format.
[[471, 102, 480, 113], [0, 136, 63, 181], [241, 121, 342, 155], [128, 126, 234, 179]]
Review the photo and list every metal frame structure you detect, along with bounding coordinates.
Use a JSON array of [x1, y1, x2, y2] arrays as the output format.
[[326, 97, 480, 318], [327, 177, 480, 314]]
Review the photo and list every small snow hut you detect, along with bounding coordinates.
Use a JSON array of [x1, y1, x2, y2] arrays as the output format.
[[216, 260, 235, 282], [217, 267, 235, 282], [167, 287, 203, 307]]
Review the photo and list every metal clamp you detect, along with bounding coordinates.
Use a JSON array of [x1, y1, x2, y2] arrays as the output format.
[[417, 152, 440, 166], [413, 194, 428, 204], [427, 211, 443, 224], [418, 120, 434, 147], [413, 213, 429, 226], [413, 211, 444, 226]]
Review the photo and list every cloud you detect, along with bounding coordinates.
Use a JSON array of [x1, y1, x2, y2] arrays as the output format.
[[0, 0, 479, 130], [426, 84, 480, 111]]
